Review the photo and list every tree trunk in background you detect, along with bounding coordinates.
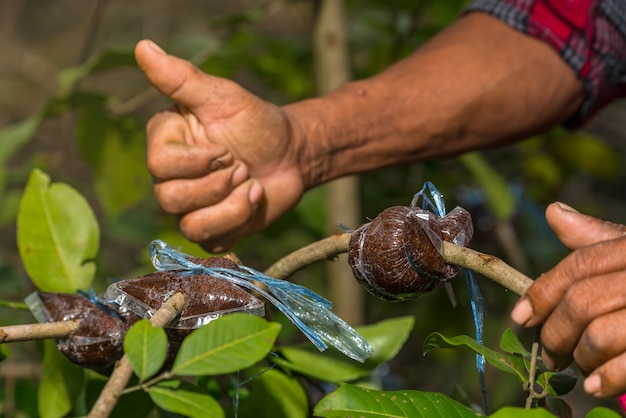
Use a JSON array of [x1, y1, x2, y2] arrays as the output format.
[[313, 0, 364, 325]]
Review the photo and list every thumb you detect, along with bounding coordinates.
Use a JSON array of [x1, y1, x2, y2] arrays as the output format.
[[135, 40, 244, 115], [546, 202, 626, 250]]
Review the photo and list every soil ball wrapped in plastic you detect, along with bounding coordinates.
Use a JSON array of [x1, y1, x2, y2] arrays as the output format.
[[348, 205, 473, 301], [25, 292, 139, 375], [105, 257, 265, 342], [26, 256, 265, 374]]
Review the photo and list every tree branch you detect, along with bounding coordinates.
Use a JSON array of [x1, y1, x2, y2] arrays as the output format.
[[87, 291, 185, 418], [264, 232, 534, 296], [264, 233, 350, 279], [441, 241, 533, 296], [0, 320, 81, 343]]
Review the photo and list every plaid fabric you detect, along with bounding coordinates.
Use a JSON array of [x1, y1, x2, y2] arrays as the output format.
[[465, 0, 626, 125]]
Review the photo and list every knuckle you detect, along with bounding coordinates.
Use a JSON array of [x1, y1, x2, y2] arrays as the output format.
[[561, 283, 593, 321], [179, 216, 208, 243], [583, 319, 608, 350], [154, 184, 185, 214], [575, 318, 613, 367]]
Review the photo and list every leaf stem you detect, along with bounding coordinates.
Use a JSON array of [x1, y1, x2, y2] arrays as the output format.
[[122, 371, 173, 395], [0, 300, 29, 310], [87, 292, 185, 418]]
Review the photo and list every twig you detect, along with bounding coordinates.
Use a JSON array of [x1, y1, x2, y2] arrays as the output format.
[[0, 320, 81, 343], [264, 233, 350, 279], [441, 242, 533, 296], [87, 292, 185, 418], [263, 232, 534, 295], [524, 329, 548, 408]]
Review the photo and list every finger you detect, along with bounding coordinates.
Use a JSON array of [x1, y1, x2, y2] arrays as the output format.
[[584, 350, 626, 397], [135, 40, 250, 118], [538, 272, 626, 370], [546, 202, 626, 250], [513, 236, 626, 327], [146, 110, 231, 180], [178, 180, 265, 253], [154, 163, 248, 215], [573, 307, 626, 374]]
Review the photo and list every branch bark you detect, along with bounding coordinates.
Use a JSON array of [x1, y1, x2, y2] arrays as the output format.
[[265, 232, 534, 296], [265, 233, 351, 279], [0, 320, 81, 343], [87, 291, 185, 418]]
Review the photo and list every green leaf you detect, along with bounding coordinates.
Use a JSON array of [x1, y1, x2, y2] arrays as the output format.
[[0, 344, 9, 361], [499, 329, 530, 356], [459, 152, 516, 221], [490, 407, 556, 417], [38, 340, 85, 418], [236, 368, 308, 418], [75, 103, 151, 218], [360, 316, 415, 361], [540, 396, 572, 417], [277, 316, 414, 382], [586, 407, 623, 418], [423, 332, 528, 383], [149, 380, 224, 418], [172, 314, 281, 376], [313, 384, 479, 417], [536, 370, 577, 396], [124, 319, 168, 382], [17, 169, 99, 292]]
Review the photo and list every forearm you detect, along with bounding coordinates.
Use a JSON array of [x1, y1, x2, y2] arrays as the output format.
[[284, 12, 585, 189]]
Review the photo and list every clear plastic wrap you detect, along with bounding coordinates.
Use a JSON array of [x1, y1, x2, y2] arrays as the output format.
[[150, 240, 374, 363], [25, 262, 265, 373], [25, 291, 139, 374], [104, 271, 265, 341], [348, 205, 473, 301]]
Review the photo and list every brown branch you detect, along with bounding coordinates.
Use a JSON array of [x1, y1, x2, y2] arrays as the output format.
[[87, 292, 185, 418], [441, 242, 533, 296], [264, 232, 533, 296], [0, 320, 81, 343], [264, 233, 351, 279]]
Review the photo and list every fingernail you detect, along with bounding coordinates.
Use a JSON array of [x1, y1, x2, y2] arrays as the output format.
[[147, 40, 166, 55], [511, 298, 533, 325], [555, 201, 579, 213], [248, 181, 263, 208], [232, 164, 248, 185], [584, 374, 602, 395]]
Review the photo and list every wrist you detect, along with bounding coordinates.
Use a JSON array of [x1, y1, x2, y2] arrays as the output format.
[[282, 98, 334, 191]]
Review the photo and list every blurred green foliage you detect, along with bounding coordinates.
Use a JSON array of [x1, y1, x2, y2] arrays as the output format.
[[0, 0, 624, 416]]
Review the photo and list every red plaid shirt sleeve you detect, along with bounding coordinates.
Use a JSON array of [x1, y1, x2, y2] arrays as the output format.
[[465, 0, 626, 126]]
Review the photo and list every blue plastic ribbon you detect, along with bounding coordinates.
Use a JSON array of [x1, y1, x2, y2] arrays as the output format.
[[149, 240, 373, 363]]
